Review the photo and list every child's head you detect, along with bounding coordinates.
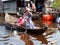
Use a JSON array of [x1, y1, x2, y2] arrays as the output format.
[[25, 7, 31, 12]]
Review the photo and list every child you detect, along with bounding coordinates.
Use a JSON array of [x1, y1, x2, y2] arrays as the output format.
[[17, 16, 24, 26], [23, 7, 35, 29]]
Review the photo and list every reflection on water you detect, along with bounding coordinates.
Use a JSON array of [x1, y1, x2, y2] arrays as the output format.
[[0, 23, 60, 45], [0, 25, 25, 45], [0, 26, 9, 35]]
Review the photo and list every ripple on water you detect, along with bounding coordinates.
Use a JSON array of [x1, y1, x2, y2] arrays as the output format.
[[0, 25, 25, 45], [0, 26, 9, 35]]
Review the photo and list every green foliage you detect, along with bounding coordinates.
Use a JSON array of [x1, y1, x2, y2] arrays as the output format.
[[52, 0, 60, 9]]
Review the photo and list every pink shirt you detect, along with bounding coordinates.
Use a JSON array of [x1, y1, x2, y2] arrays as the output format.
[[18, 17, 24, 26]]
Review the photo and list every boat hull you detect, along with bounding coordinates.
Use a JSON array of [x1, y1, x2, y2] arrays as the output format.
[[17, 27, 47, 34]]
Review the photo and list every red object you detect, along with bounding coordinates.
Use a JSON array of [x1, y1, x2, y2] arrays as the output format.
[[42, 14, 55, 21], [42, 20, 53, 25]]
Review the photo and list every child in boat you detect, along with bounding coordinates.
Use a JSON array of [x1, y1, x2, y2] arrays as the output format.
[[23, 7, 35, 29], [17, 16, 24, 26], [17, 7, 37, 29]]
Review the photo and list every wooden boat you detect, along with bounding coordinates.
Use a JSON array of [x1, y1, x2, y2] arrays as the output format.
[[4, 13, 47, 34], [17, 26, 47, 34], [5, 23, 47, 34]]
